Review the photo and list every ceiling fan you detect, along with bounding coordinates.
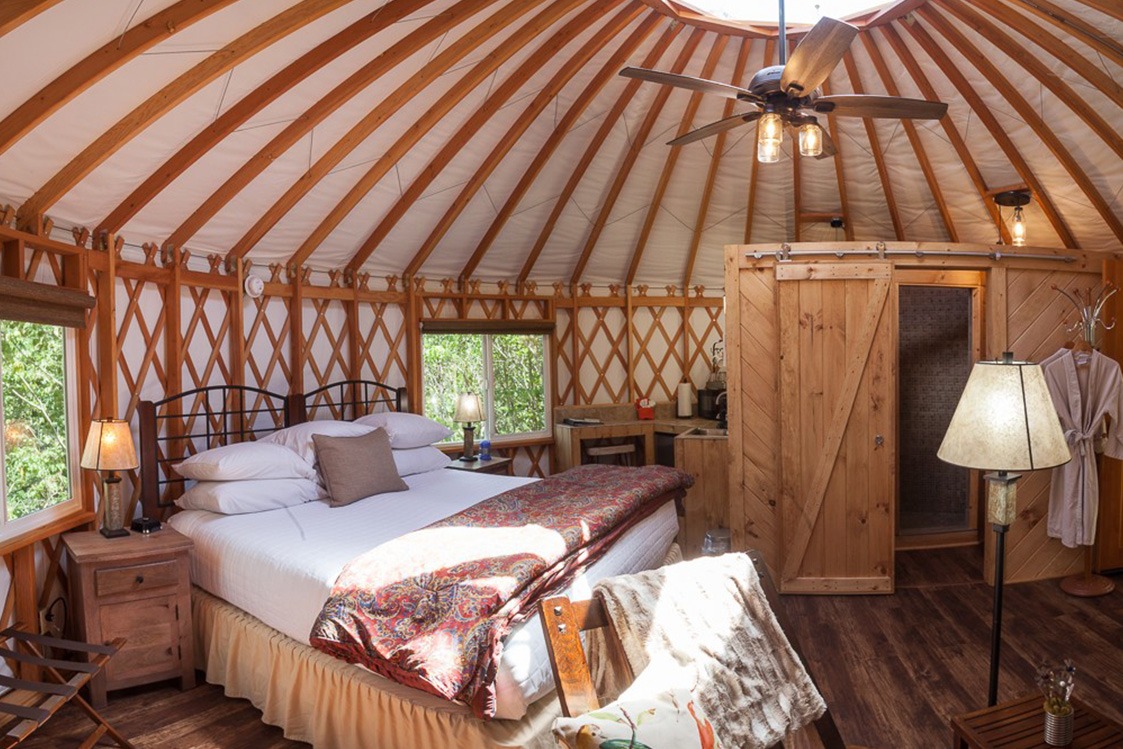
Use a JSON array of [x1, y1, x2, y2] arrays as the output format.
[[619, 4, 947, 161]]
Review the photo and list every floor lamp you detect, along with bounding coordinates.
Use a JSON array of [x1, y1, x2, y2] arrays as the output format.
[[937, 352, 1070, 707]]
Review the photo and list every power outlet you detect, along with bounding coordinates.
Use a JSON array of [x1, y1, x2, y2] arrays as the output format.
[[38, 608, 61, 639]]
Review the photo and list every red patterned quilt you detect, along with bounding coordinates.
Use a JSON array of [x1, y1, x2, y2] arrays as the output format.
[[308, 463, 692, 719]]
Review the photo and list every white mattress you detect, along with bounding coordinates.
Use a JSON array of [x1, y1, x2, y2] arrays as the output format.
[[168, 468, 678, 719]]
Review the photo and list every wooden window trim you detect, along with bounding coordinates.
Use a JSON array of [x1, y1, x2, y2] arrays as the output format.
[[420, 319, 555, 334]]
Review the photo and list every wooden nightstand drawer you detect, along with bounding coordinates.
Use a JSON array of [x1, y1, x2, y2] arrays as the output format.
[[95, 559, 178, 597]]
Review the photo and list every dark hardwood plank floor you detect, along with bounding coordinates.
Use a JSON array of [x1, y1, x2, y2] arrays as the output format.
[[21, 546, 1123, 748]]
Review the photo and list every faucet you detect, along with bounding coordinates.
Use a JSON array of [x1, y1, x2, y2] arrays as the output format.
[[714, 391, 728, 429]]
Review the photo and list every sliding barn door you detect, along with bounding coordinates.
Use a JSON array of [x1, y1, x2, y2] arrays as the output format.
[[777, 264, 895, 594]]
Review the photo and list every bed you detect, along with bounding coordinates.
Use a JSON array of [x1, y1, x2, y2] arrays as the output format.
[[137, 381, 684, 748]]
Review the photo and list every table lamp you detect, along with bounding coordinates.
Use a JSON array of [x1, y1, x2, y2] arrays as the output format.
[[453, 393, 484, 462], [81, 419, 139, 538], [938, 352, 1070, 706]]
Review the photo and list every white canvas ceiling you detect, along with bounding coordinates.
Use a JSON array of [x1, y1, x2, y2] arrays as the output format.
[[0, 0, 1120, 289]]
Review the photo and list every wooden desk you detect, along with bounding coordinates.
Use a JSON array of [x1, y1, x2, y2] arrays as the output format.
[[553, 422, 656, 472], [952, 695, 1123, 748]]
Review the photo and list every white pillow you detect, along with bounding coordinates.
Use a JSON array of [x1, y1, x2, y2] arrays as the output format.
[[354, 412, 452, 449], [259, 420, 375, 465], [392, 446, 453, 476], [175, 442, 318, 482], [175, 478, 325, 514]]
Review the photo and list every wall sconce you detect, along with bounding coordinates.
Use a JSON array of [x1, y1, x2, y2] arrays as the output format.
[[994, 190, 1031, 247]]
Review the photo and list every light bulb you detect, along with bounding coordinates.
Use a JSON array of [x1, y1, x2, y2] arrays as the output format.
[[1011, 206, 1027, 247], [757, 112, 783, 164], [799, 123, 822, 157]]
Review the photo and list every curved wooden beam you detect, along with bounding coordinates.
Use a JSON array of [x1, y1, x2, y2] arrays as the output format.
[[1075, 0, 1123, 23], [623, 32, 732, 285], [898, 19, 1076, 247], [858, 32, 957, 241], [98, 0, 436, 236], [682, 36, 752, 287], [515, 21, 685, 283], [16, 0, 352, 230], [325, 0, 620, 273], [227, 0, 561, 261], [0, 0, 62, 38], [459, 13, 673, 282], [840, 50, 904, 241], [917, 5, 1123, 244], [819, 77, 854, 241], [879, 25, 1007, 244], [0, 0, 239, 159], [936, 0, 1123, 160], [743, 38, 775, 243], [635, 0, 771, 37], [567, 28, 708, 284], [999, 0, 1123, 70], [389, 2, 646, 278]]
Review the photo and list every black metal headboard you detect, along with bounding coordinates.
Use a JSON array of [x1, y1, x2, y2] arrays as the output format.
[[289, 379, 407, 424], [138, 384, 290, 518]]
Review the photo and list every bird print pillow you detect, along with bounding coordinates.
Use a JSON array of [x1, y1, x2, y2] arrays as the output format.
[[552, 688, 719, 749]]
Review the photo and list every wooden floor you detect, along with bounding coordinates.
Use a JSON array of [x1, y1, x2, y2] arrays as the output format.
[[21, 546, 1123, 749]]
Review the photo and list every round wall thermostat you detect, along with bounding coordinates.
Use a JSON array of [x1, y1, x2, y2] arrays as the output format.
[[244, 274, 265, 298]]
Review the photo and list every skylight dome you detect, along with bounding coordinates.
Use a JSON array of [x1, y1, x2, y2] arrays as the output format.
[[679, 0, 892, 25]]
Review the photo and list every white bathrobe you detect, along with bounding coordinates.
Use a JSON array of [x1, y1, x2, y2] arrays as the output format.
[[1043, 349, 1123, 547]]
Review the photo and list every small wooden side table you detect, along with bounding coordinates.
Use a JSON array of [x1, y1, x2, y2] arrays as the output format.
[[445, 456, 514, 476], [63, 528, 196, 708], [952, 694, 1123, 748]]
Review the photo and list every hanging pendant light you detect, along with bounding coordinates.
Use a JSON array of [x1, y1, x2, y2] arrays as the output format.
[[757, 112, 783, 164], [798, 122, 823, 157], [1011, 206, 1027, 247], [994, 190, 1031, 247]]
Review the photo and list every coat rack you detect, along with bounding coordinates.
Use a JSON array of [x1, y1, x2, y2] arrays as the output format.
[[1053, 283, 1117, 598]]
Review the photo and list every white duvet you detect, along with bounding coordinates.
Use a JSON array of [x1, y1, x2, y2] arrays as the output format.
[[167, 468, 678, 720]]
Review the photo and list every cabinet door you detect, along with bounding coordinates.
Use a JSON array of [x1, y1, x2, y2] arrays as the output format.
[[99, 594, 181, 686], [777, 264, 895, 593]]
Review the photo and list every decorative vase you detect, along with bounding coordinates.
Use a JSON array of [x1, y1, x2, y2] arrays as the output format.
[[1043, 708, 1073, 746]]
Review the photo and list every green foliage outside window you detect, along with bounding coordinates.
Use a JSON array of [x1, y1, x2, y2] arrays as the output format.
[[1, 320, 71, 520], [421, 333, 547, 439]]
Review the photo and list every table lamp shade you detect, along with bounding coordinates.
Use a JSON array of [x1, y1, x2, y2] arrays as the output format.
[[81, 419, 138, 472], [938, 359, 1069, 472], [453, 393, 483, 424]]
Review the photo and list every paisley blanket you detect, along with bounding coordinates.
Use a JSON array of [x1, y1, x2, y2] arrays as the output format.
[[308, 464, 693, 719]]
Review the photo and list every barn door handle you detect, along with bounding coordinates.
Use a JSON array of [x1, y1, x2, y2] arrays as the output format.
[[874, 435, 884, 447]]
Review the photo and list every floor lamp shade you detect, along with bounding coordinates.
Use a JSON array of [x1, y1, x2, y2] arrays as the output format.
[[937, 358, 1069, 473]]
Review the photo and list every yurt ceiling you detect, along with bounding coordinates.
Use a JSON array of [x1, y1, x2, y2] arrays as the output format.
[[0, 0, 1120, 289]]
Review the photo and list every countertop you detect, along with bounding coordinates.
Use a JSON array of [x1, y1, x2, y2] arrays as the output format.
[[554, 416, 719, 434]]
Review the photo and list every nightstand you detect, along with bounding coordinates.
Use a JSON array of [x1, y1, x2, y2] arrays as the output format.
[[446, 456, 514, 476], [63, 527, 196, 708]]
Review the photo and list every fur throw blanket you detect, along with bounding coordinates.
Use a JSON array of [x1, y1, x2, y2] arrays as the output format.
[[592, 553, 827, 749]]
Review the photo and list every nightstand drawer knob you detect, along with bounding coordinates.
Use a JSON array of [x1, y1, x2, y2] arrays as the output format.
[[135, 575, 144, 585]]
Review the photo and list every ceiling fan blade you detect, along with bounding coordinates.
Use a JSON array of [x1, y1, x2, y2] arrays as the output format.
[[780, 17, 858, 96], [668, 112, 761, 146], [813, 95, 948, 119], [620, 67, 758, 102]]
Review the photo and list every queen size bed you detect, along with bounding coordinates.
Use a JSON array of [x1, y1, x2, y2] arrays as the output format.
[[137, 381, 685, 748]]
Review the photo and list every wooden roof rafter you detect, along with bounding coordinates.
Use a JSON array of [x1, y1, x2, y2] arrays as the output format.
[[566, 28, 709, 284], [1075, 0, 1123, 23], [898, 18, 1075, 247], [15, 0, 354, 231], [0, 0, 63, 38], [916, 5, 1123, 244], [331, 0, 625, 274], [227, 0, 570, 262], [840, 50, 905, 241], [623, 31, 733, 286], [878, 24, 1008, 244], [682, 35, 753, 287], [858, 31, 957, 241], [998, 0, 1123, 70], [819, 76, 855, 242], [167, 0, 503, 254], [458, 13, 669, 282], [98, 0, 437, 237], [743, 38, 775, 243], [514, 21, 687, 284], [635, 0, 774, 37], [935, 0, 1123, 161], [390, 2, 647, 279]]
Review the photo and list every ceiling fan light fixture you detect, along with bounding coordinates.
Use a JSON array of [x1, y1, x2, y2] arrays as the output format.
[[799, 122, 823, 157], [1011, 206, 1027, 247], [758, 138, 781, 163], [758, 112, 783, 163]]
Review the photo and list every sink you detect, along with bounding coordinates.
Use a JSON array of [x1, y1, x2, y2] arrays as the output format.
[[681, 427, 728, 437]]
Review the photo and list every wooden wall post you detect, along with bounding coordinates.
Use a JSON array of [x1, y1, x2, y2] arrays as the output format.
[[1, 237, 23, 279], [228, 258, 246, 388], [288, 265, 305, 396], [164, 246, 183, 407], [95, 233, 118, 419], [986, 266, 1007, 357], [405, 275, 422, 412]]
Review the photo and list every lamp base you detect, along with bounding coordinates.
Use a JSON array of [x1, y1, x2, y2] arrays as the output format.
[[99, 527, 130, 539], [459, 455, 478, 463], [1060, 572, 1115, 598]]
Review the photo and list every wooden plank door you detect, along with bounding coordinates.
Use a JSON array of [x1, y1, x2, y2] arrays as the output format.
[[777, 263, 895, 593]]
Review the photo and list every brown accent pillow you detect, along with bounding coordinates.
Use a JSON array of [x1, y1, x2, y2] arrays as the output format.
[[312, 428, 407, 507]]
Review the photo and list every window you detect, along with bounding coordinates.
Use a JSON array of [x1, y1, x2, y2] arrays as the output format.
[[0, 320, 78, 526], [422, 332, 550, 441]]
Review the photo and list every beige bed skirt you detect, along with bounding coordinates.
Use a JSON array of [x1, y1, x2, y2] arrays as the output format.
[[192, 588, 560, 749]]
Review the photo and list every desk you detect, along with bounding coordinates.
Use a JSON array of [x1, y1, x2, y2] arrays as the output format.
[[952, 695, 1123, 748], [554, 422, 655, 472]]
